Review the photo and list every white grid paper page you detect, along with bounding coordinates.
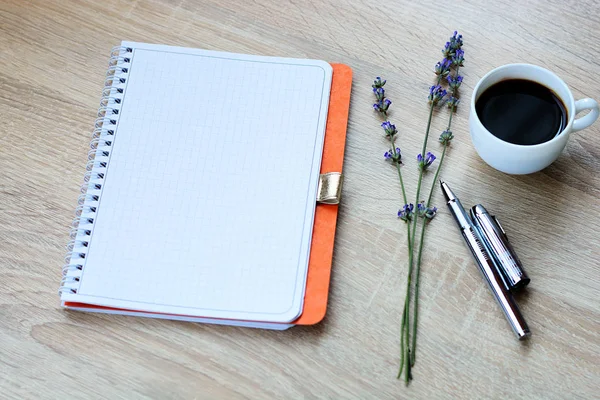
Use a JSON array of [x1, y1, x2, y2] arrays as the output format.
[[63, 42, 332, 323]]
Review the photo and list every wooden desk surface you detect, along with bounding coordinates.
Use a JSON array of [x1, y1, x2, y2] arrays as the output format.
[[1, 0, 599, 398]]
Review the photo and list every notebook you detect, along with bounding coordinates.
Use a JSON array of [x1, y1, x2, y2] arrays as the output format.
[[60, 42, 352, 329]]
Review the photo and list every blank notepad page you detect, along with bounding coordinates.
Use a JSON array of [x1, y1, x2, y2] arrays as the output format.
[[67, 42, 333, 322]]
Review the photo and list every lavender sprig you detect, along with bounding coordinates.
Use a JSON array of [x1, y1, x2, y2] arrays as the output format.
[[371, 32, 464, 385], [409, 35, 464, 369], [399, 31, 464, 382], [399, 53, 448, 382], [380, 120, 408, 203], [373, 86, 409, 206], [371, 79, 415, 379]]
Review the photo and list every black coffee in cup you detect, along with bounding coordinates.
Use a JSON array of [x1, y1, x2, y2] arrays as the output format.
[[475, 79, 568, 145]]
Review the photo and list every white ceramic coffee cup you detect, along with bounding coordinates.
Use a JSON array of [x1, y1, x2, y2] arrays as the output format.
[[469, 64, 599, 174]]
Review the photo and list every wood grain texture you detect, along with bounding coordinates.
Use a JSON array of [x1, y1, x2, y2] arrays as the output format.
[[1, 0, 599, 398]]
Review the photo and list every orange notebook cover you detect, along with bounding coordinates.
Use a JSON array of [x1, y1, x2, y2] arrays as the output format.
[[294, 63, 351, 325], [65, 63, 352, 326]]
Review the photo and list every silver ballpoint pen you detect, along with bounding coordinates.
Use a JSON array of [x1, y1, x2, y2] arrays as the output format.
[[440, 180, 531, 340]]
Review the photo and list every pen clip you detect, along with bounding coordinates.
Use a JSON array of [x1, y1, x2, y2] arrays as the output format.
[[493, 215, 507, 237]]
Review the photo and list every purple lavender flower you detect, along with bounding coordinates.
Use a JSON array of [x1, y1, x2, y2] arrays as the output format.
[[424, 206, 438, 219], [442, 41, 454, 58], [428, 85, 447, 105], [434, 58, 452, 77], [373, 87, 386, 101], [381, 121, 395, 129], [374, 98, 392, 115], [384, 148, 397, 159], [372, 76, 387, 89], [447, 96, 460, 110], [381, 121, 397, 137], [417, 202, 438, 219], [398, 203, 414, 222], [449, 31, 463, 50], [439, 129, 454, 145], [425, 151, 436, 165], [447, 75, 463, 91], [384, 147, 402, 163], [417, 151, 436, 170], [452, 49, 464, 67]]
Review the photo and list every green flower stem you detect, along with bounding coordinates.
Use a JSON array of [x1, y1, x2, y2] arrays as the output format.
[[410, 143, 447, 365], [399, 307, 406, 377], [409, 65, 460, 366], [398, 221, 412, 378], [401, 174, 423, 378], [405, 348, 412, 385], [391, 137, 413, 358], [395, 162, 408, 205], [409, 73, 442, 255], [398, 74, 442, 382], [390, 136, 408, 205], [444, 111, 454, 139], [411, 217, 428, 364], [398, 293, 408, 378], [389, 132, 414, 379], [398, 249, 412, 378], [428, 143, 448, 206], [420, 101, 437, 159]]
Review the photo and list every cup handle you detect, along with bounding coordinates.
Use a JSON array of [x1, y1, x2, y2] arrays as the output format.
[[572, 98, 599, 132]]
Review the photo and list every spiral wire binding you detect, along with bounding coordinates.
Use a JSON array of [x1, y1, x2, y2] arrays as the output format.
[[59, 46, 133, 296]]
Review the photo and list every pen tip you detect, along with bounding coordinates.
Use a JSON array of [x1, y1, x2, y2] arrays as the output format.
[[440, 179, 454, 202]]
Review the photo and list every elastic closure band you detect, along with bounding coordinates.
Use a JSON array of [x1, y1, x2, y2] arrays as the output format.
[[317, 172, 343, 205]]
